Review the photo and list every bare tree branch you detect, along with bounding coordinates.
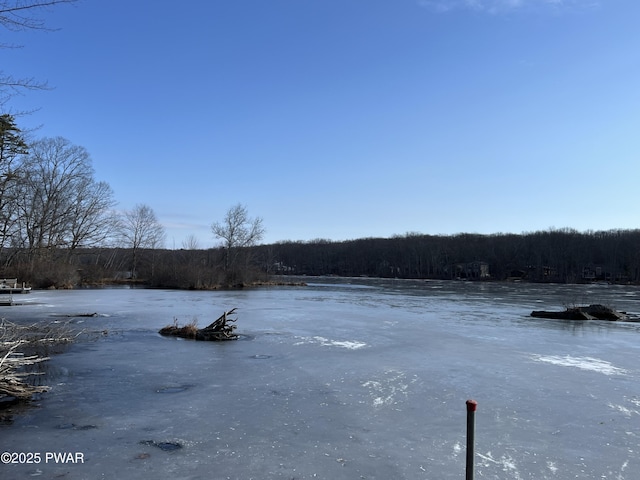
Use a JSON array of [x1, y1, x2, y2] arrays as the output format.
[[0, 0, 76, 105], [0, 0, 77, 31]]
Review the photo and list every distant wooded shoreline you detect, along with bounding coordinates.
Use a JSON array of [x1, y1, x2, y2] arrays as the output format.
[[3, 228, 639, 289]]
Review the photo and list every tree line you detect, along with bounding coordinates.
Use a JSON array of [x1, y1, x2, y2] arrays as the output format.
[[0, 114, 269, 288], [24, 227, 638, 289], [255, 229, 640, 284]]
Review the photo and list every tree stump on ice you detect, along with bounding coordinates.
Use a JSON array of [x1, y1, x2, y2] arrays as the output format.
[[159, 308, 239, 341]]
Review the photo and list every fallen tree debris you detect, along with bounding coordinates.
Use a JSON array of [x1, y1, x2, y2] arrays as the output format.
[[0, 346, 49, 401], [159, 308, 239, 341], [1, 319, 74, 405], [531, 304, 629, 321]]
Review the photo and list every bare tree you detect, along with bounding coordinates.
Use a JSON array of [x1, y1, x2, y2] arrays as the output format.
[[119, 204, 165, 279], [211, 203, 265, 283], [1, 1, 77, 106], [181, 234, 200, 250], [14, 137, 96, 258], [212, 204, 265, 250], [67, 179, 118, 251]]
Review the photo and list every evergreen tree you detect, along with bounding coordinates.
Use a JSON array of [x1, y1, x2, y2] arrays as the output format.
[[0, 114, 27, 260]]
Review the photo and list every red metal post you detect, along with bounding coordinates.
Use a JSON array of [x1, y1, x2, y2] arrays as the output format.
[[466, 399, 477, 480]]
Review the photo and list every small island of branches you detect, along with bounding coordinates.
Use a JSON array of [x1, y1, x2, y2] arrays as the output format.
[[159, 308, 239, 341]]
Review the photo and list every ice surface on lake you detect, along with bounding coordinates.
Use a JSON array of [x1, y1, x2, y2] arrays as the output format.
[[3, 278, 640, 479], [361, 369, 417, 408]]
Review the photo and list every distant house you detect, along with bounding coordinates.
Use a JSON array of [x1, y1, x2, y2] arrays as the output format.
[[469, 261, 490, 279], [526, 265, 557, 281], [272, 261, 294, 274], [453, 261, 490, 279], [582, 265, 629, 284], [582, 265, 602, 281]]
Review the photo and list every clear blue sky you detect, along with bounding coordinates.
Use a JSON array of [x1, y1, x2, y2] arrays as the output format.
[[4, 0, 640, 248]]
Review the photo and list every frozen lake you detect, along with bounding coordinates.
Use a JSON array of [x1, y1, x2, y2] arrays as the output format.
[[2, 278, 640, 479]]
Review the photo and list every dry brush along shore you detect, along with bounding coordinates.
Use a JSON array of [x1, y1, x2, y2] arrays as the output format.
[[0, 319, 76, 407], [159, 308, 239, 341]]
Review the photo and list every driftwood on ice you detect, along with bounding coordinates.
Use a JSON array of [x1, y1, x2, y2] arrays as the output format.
[[159, 308, 239, 341], [531, 304, 629, 321], [1, 319, 73, 404]]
